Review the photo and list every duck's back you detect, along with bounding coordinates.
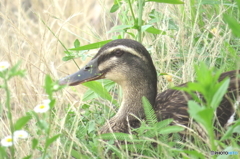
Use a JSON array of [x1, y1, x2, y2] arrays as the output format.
[[154, 70, 240, 131]]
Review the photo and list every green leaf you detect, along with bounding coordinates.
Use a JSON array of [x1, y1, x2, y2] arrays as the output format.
[[146, 0, 184, 4], [70, 40, 112, 51], [141, 25, 152, 32], [236, 0, 240, 9], [108, 25, 133, 33], [82, 89, 99, 101], [88, 120, 95, 133], [45, 134, 61, 149], [145, 26, 166, 35], [110, 2, 122, 13], [176, 149, 205, 159], [14, 115, 32, 130], [62, 55, 75, 61], [221, 120, 240, 141], [223, 14, 240, 37], [71, 149, 86, 159], [74, 39, 80, 48], [0, 146, 7, 159], [155, 118, 173, 129], [211, 78, 230, 110], [159, 125, 184, 134], [188, 100, 214, 134], [82, 81, 118, 105], [32, 138, 39, 149], [44, 75, 53, 97]]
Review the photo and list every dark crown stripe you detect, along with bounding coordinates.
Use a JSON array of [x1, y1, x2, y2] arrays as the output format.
[[96, 45, 148, 62]]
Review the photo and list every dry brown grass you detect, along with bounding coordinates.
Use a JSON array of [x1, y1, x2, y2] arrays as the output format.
[[0, 0, 239, 158], [0, 0, 113, 158]]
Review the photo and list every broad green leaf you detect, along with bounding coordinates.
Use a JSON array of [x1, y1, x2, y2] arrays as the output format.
[[83, 81, 118, 105], [14, 115, 32, 130], [44, 75, 53, 96], [196, 108, 214, 132], [188, 100, 214, 130], [223, 14, 240, 37], [32, 138, 39, 149], [146, 0, 184, 4], [141, 25, 152, 32], [83, 80, 115, 101], [45, 134, 61, 149], [155, 118, 173, 129], [110, 3, 122, 13], [211, 78, 230, 110], [159, 125, 184, 134], [82, 89, 99, 101], [70, 40, 112, 51], [146, 26, 166, 35], [188, 100, 204, 117], [74, 39, 80, 48]]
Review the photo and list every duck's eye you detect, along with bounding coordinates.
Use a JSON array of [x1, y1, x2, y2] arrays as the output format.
[[114, 50, 124, 57]]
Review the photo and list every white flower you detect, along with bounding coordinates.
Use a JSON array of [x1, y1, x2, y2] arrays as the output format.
[[1, 135, 16, 147], [14, 130, 29, 139], [0, 61, 10, 72], [34, 103, 50, 113]]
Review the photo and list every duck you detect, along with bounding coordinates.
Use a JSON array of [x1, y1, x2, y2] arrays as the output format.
[[59, 39, 239, 136]]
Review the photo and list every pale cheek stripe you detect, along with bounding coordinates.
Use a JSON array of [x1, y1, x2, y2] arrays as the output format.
[[96, 45, 147, 62]]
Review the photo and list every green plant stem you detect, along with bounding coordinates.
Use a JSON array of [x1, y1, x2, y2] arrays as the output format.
[[39, 16, 80, 69], [137, 0, 144, 42], [4, 78, 15, 158], [42, 101, 53, 159], [127, 0, 136, 21]]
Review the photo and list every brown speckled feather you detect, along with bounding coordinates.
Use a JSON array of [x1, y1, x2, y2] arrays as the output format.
[[155, 70, 240, 136]]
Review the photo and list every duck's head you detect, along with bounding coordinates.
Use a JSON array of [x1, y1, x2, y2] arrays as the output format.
[[59, 39, 157, 89]]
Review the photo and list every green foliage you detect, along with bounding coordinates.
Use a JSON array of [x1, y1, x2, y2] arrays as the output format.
[[58, 0, 240, 158], [0, 62, 65, 159], [175, 63, 240, 154], [96, 96, 184, 158], [142, 96, 158, 126], [13, 115, 32, 130], [147, 0, 184, 4], [82, 81, 118, 105]]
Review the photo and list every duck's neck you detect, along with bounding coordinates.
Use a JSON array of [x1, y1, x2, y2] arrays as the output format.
[[115, 74, 157, 122]]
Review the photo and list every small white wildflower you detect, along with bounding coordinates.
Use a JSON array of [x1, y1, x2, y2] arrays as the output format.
[[34, 103, 50, 113], [14, 130, 29, 139], [0, 61, 10, 72], [1, 135, 16, 147]]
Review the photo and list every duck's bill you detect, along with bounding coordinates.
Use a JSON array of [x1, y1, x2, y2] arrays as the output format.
[[58, 58, 104, 86]]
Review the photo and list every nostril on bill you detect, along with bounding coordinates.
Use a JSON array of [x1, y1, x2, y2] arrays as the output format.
[[84, 66, 91, 71]]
